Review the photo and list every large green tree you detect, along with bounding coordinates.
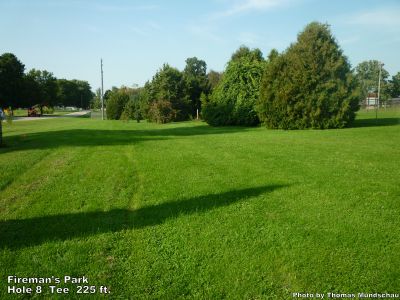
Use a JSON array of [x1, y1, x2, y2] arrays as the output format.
[[257, 22, 360, 129], [25, 69, 57, 114], [183, 57, 210, 116], [73, 80, 92, 109], [106, 90, 129, 120], [0, 53, 25, 146], [56, 79, 73, 106], [57, 79, 93, 109], [355, 60, 390, 101], [203, 46, 265, 126], [146, 64, 191, 122], [0, 53, 25, 109]]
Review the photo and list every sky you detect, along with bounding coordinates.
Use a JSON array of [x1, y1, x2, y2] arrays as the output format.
[[1, 0, 399, 91]]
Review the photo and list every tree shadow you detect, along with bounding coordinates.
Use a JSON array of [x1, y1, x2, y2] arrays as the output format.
[[0, 125, 249, 153], [353, 117, 399, 128], [0, 184, 286, 250]]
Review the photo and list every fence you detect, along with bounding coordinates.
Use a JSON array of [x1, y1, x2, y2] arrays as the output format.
[[360, 98, 400, 110]]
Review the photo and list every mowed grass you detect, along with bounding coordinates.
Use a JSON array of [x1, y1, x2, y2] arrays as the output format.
[[12, 109, 78, 117], [0, 109, 399, 299]]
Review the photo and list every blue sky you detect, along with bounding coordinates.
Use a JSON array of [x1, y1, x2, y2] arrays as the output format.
[[1, 0, 399, 91]]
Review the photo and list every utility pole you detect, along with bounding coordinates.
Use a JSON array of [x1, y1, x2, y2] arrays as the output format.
[[101, 59, 104, 120], [376, 62, 383, 120]]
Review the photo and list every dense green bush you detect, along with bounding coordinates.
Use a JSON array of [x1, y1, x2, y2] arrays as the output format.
[[203, 46, 265, 126], [201, 101, 234, 126], [120, 95, 141, 122], [256, 22, 360, 129], [147, 100, 176, 123], [144, 64, 191, 122], [106, 91, 129, 120], [42, 106, 54, 114]]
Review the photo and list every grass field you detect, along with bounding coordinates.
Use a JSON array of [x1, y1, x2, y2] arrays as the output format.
[[12, 109, 78, 117], [0, 109, 399, 299]]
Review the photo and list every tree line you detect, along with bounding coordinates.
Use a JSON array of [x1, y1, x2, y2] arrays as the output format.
[[0, 53, 93, 115], [107, 22, 400, 129], [2, 22, 400, 129], [103, 58, 222, 123]]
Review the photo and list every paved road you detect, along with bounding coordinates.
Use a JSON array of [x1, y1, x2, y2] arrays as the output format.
[[11, 111, 91, 122]]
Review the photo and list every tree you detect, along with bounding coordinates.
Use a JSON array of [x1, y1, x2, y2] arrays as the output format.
[[146, 64, 191, 122], [207, 70, 222, 91], [203, 46, 265, 126], [0, 53, 25, 147], [25, 69, 57, 114], [183, 57, 210, 116], [355, 60, 390, 101], [106, 90, 129, 120], [103, 89, 112, 101], [0, 53, 25, 109], [56, 79, 75, 107], [257, 22, 360, 129], [390, 72, 400, 98], [231, 45, 263, 62], [75, 80, 93, 109], [121, 92, 142, 122], [21, 73, 41, 109], [57, 79, 93, 108]]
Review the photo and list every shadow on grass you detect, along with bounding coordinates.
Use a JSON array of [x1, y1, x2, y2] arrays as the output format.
[[0, 185, 286, 250], [1, 125, 249, 153], [353, 117, 399, 128]]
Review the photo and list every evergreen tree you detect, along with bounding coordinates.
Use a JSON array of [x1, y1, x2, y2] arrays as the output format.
[[106, 90, 129, 120], [146, 64, 191, 122], [257, 22, 360, 129], [121, 93, 142, 122]]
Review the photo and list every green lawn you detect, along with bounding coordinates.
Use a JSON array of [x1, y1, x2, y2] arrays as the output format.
[[12, 109, 78, 117], [0, 109, 399, 299], [11, 109, 27, 117]]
